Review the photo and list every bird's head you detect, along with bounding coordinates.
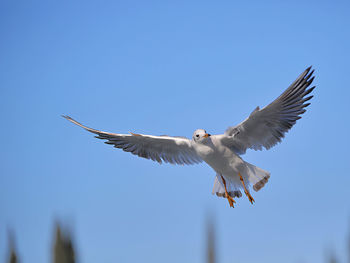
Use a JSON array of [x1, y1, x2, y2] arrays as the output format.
[[192, 129, 211, 143]]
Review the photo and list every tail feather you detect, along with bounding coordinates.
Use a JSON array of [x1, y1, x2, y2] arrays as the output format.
[[212, 163, 270, 199], [212, 175, 242, 198], [245, 162, 270, 192]]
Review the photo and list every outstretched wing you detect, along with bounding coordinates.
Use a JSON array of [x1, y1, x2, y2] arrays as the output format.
[[222, 66, 316, 155], [63, 116, 202, 165]]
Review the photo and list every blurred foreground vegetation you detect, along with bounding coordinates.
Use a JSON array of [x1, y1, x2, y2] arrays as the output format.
[[4, 220, 350, 263], [5, 223, 75, 263]]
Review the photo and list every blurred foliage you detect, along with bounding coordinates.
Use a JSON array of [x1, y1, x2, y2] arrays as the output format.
[[327, 220, 350, 263], [328, 251, 338, 263], [6, 230, 18, 263], [7, 250, 17, 263], [3, 219, 350, 263], [53, 224, 75, 263], [206, 216, 216, 263], [348, 221, 350, 263]]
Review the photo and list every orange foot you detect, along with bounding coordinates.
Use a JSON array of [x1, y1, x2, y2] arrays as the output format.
[[239, 173, 255, 205], [226, 193, 236, 208], [220, 175, 236, 208], [245, 190, 255, 204]]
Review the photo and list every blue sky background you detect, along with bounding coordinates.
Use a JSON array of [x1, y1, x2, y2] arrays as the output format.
[[1, 0, 350, 262]]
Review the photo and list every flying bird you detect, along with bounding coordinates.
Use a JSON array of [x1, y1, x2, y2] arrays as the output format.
[[63, 67, 315, 207]]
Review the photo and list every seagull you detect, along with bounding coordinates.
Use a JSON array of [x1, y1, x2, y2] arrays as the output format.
[[63, 67, 315, 207]]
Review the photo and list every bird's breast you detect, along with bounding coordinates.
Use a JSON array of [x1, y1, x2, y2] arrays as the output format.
[[195, 144, 215, 159], [194, 140, 241, 174], [195, 143, 223, 162]]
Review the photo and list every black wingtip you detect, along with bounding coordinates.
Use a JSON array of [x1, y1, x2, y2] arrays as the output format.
[[308, 76, 315, 84], [62, 115, 74, 121], [308, 86, 316, 92]]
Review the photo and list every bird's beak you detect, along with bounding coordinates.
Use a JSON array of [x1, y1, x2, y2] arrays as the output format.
[[203, 133, 211, 138]]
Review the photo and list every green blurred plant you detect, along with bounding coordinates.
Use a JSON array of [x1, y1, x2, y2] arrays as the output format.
[[206, 216, 216, 263], [52, 223, 75, 263], [6, 230, 18, 263], [328, 251, 338, 263], [3, 218, 350, 262], [7, 248, 18, 263]]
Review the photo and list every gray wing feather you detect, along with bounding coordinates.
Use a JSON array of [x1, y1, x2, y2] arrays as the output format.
[[223, 66, 316, 155], [63, 116, 202, 165]]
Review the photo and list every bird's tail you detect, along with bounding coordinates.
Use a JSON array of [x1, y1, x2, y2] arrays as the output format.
[[212, 162, 270, 198], [212, 174, 243, 198], [244, 162, 270, 192]]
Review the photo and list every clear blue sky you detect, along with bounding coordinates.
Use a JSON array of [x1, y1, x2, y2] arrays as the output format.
[[1, 1, 350, 262]]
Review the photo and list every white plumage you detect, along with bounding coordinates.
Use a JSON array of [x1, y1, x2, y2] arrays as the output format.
[[63, 67, 315, 207]]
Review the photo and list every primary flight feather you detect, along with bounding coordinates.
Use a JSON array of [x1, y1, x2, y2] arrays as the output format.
[[63, 66, 315, 207]]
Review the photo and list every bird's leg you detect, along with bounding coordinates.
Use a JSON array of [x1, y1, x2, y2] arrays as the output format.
[[239, 173, 255, 204], [220, 175, 236, 208]]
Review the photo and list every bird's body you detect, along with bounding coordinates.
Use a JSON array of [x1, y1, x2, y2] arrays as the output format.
[[193, 134, 244, 185], [63, 67, 315, 207], [192, 132, 270, 202]]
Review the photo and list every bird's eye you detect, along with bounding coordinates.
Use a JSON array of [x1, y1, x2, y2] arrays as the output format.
[[196, 134, 199, 137]]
